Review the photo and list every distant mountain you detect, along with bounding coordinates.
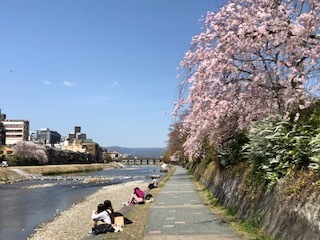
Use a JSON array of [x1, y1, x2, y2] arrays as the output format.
[[105, 146, 165, 158]]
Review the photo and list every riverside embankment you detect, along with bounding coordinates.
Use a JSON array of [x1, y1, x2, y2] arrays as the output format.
[[0, 164, 165, 240], [0, 163, 116, 183], [189, 161, 320, 240], [29, 180, 146, 240]]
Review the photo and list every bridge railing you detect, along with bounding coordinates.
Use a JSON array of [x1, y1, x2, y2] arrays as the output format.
[[120, 159, 162, 165]]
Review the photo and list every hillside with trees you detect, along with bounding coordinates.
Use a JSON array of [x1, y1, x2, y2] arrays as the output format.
[[105, 146, 165, 158]]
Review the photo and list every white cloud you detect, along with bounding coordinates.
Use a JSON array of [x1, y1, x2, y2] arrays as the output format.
[[63, 81, 75, 87], [42, 80, 50, 85]]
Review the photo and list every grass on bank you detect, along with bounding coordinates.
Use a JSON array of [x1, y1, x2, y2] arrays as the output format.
[[192, 176, 272, 240], [100, 167, 176, 240], [16, 163, 109, 175], [0, 163, 115, 183], [0, 167, 22, 182]]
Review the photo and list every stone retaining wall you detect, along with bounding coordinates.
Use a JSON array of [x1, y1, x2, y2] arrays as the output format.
[[189, 162, 320, 240]]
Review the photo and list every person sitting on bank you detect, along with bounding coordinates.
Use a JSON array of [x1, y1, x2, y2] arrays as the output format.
[[91, 202, 123, 234], [103, 200, 115, 224], [148, 177, 158, 189], [123, 187, 144, 206], [92, 203, 112, 229]]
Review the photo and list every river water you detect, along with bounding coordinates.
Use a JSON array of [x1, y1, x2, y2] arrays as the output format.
[[0, 165, 163, 240]]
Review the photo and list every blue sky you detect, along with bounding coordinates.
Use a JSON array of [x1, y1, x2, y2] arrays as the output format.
[[0, 0, 225, 148]]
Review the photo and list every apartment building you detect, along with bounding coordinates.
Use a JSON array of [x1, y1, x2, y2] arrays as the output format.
[[0, 109, 29, 146], [61, 126, 102, 162], [29, 128, 61, 146], [1, 120, 29, 146], [82, 139, 101, 161], [61, 139, 86, 153]]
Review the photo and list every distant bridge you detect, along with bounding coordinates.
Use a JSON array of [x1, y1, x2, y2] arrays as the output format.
[[121, 158, 162, 165]]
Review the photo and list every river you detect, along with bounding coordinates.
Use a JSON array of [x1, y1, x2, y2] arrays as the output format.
[[0, 165, 163, 240]]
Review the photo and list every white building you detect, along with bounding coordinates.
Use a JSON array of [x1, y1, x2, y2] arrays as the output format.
[[1, 120, 29, 145], [109, 151, 122, 161]]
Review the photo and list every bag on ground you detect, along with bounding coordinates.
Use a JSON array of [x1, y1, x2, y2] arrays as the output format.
[[145, 194, 153, 200], [124, 217, 133, 225], [94, 223, 115, 235]]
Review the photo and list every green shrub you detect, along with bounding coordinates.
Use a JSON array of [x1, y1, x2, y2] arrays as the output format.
[[290, 100, 320, 170], [225, 207, 237, 216], [241, 216, 260, 233], [289, 99, 320, 130], [309, 133, 320, 169], [244, 113, 320, 185], [219, 130, 249, 167], [198, 136, 216, 165]]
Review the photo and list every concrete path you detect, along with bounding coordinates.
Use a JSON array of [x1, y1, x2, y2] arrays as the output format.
[[144, 166, 242, 240], [9, 168, 32, 178]]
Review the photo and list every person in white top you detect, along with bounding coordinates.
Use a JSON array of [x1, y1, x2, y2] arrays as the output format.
[[92, 203, 112, 227], [148, 177, 158, 189]]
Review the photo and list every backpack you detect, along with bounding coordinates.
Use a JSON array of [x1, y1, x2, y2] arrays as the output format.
[[124, 217, 133, 225], [145, 194, 153, 200], [148, 183, 156, 189]]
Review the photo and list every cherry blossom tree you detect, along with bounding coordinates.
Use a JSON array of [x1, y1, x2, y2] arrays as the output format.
[[13, 141, 48, 164], [175, 0, 320, 158], [167, 121, 187, 161]]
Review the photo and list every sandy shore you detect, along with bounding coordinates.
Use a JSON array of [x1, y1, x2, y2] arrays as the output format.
[[28, 180, 148, 240]]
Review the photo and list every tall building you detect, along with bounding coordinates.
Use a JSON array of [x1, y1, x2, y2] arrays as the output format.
[[1, 120, 29, 145], [75, 126, 81, 133], [40, 128, 61, 145], [0, 109, 6, 121], [68, 126, 86, 140], [0, 109, 29, 145], [29, 128, 61, 146], [0, 122, 5, 146], [29, 130, 40, 142]]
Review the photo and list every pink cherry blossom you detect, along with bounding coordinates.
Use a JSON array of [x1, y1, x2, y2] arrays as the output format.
[[175, 0, 320, 158], [13, 141, 48, 164]]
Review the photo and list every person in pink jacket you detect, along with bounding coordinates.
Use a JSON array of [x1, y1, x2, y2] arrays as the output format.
[[123, 187, 145, 206]]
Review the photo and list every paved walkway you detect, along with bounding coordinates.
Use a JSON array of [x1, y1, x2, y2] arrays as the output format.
[[10, 168, 32, 178], [144, 166, 242, 240]]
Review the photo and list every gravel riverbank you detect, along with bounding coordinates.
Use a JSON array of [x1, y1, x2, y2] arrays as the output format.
[[28, 180, 148, 240], [1, 163, 117, 183]]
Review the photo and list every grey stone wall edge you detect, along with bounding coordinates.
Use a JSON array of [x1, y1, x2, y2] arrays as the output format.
[[187, 161, 320, 240]]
